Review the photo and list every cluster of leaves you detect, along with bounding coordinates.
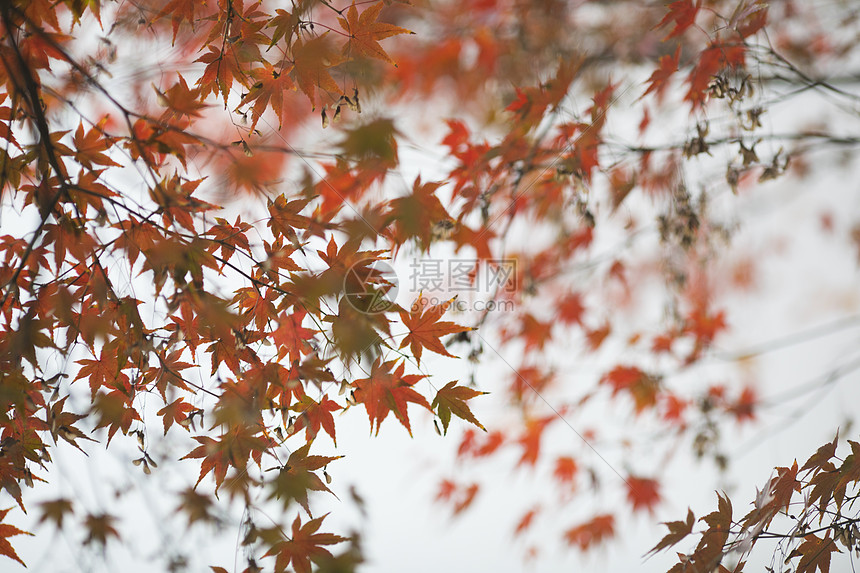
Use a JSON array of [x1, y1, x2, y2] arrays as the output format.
[[0, 0, 859, 570], [0, 0, 483, 569], [650, 435, 860, 573]]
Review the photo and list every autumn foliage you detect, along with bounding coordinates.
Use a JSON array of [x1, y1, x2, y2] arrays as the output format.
[[1, 0, 860, 571]]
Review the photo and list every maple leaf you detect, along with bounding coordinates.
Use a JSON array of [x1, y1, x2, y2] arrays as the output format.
[[267, 443, 341, 514], [177, 488, 217, 526], [272, 310, 314, 362], [338, 2, 413, 66], [730, 387, 757, 422], [157, 398, 197, 435], [514, 507, 540, 537], [431, 381, 487, 434], [156, 0, 198, 41], [436, 479, 480, 515], [642, 46, 681, 102], [800, 433, 838, 475], [44, 396, 97, 453], [646, 508, 695, 556], [352, 359, 431, 436], [0, 507, 31, 567], [398, 297, 472, 365], [509, 366, 554, 403], [557, 292, 586, 326], [291, 35, 344, 108], [264, 514, 347, 573], [452, 483, 479, 515], [656, 0, 700, 40], [38, 498, 74, 529], [601, 365, 661, 413], [686, 43, 745, 109], [267, 8, 298, 47], [585, 320, 611, 350], [517, 416, 553, 467], [626, 476, 661, 513], [387, 176, 452, 248], [238, 61, 295, 129], [156, 75, 209, 120], [787, 533, 841, 573], [72, 119, 120, 169], [290, 396, 342, 445], [553, 456, 578, 485], [181, 427, 272, 492], [767, 461, 801, 516], [688, 492, 732, 571], [91, 390, 141, 444], [196, 46, 245, 102], [83, 513, 119, 546], [518, 313, 553, 352], [564, 514, 615, 550]]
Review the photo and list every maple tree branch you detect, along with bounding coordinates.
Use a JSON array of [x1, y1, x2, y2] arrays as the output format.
[[708, 314, 860, 363], [0, 5, 76, 306]]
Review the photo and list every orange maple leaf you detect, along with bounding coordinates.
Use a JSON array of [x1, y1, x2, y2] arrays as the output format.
[[272, 310, 314, 362], [156, 0, 198, 41], [338, 2, 413, 66], [157, 398, 197, 435], [352, 359, 430, 436], [564, 514, 615, 550], [73, 120, 120, 169], [398, 297, 471, 365], [239, 61, 296, 129], [263, 514, 347, 573], [553, 456, 579, 485], [290, 396, 342, 445], [0, 508, 31, 567]]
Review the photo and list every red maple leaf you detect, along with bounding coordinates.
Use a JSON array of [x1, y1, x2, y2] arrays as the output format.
[[642, 45, 681, 101], [557, 292, 586, 326], [656, 0, 700, 40], [626, 476, 661, 513]]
